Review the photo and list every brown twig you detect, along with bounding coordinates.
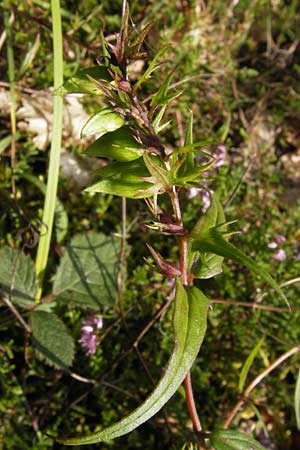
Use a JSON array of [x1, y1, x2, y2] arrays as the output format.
[[1, 294, 31, 334], [224, 345, 300, 428], [210, 298, 300, 313]]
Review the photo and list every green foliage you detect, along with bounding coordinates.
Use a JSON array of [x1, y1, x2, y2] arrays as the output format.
[[81, 108, 125, 138], [238, 337, 264, 393], [31, 310, 75, 369], [57, 66, 112, 95], [53, 231, 120, 308], [85, 159, 153, 198], [1, 0, 300, 448], [85, 126, 143, 162], [58, 279, 208, 445], [189, 193, 225, 279], [209, 429, 266, 450], [0, 246, 37, 308]]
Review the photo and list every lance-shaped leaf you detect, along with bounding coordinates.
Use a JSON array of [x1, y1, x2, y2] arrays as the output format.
[[189, 193, 225, 279], [85, 126, 143, 162], [238, 337, 264, 393], [191, 225, 289, 307], [209, 429, 266, 450], [81, 108, 125, 138], [295, 368, 300, 430], [150, 71, 178, 108], [57, 280, 208, 445], [56, 66, 112, 95], [85, 159, 153, 199]]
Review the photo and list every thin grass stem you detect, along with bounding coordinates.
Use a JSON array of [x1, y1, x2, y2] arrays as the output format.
[[35, 0, 63, 301]]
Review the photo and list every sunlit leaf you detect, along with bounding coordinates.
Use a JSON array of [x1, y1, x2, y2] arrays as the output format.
[[85, 159, 153, 198], [209, 429, 266, 450], [0, 247, 37, 308], [189, 193, 225, 279], [56, 66, 112, 95], [81, 108, 125, 137], [191, 226, 289, 306], [85, 126, 143, 162], [31, 311, 75, 369], [57, 280, 208, 445]]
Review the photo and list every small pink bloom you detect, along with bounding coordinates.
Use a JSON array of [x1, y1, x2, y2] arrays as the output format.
[[273, 249, 286, 262], [275, 234, 286, 243], [214, 145, 226, 168], [187, 187, 201, 199], [79, 315, 103, 357]]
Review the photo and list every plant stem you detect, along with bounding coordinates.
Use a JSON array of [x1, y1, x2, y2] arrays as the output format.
[[167, 183, 203, 434], [210, 298, 300, 313], [184, 372, 202, 432], [35, 0, 63, 302], [224, 345, 300, 428], [3, 3, 17, 196]]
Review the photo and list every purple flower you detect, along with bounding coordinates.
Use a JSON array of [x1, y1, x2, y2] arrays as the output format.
[[275, 234, 286, 243], [273, 249, 287, 262], [187, 187, 201, 199], [214, 145, 226, 168], [79, 315, 103, 357], [200, 189, 211, 212]]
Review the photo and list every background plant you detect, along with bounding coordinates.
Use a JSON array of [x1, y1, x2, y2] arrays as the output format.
[[1, 1, 300, 449]]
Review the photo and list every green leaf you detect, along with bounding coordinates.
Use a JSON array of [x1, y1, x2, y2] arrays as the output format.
[[85, 159, 153, 199], [238, 338, 264, 393], [81, 108, 125, 138], [53, 232, 120, 308], [150, 71, 174, 107], [0, 246, 37, 308], [31, 311, 75, 369], [210, 429, 266, 450], [133, 45, 170, 92], [191, 226, 289, 306], [294, 368, 300, 430], [85, 126, 143, 162], [57, 280, 208, 445], [0, 132, 20, 155], [56, 66, 112, 95], [190, 193, 225, 279]]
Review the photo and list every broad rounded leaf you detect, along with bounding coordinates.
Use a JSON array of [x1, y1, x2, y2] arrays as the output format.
[[85, 126, 143, 162], [57, 280, 208, 445], [210, 429, 266, 450], [31, 311, 75, 369], [81, 108, 125, 137], [0, 246, 37, 308], [56, 66, 112, 95], [53, 232, 120, 308]]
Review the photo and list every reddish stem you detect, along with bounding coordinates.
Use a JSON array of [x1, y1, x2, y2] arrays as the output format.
[[184, 372, 202, 432], [168, 186, 203, 435]]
